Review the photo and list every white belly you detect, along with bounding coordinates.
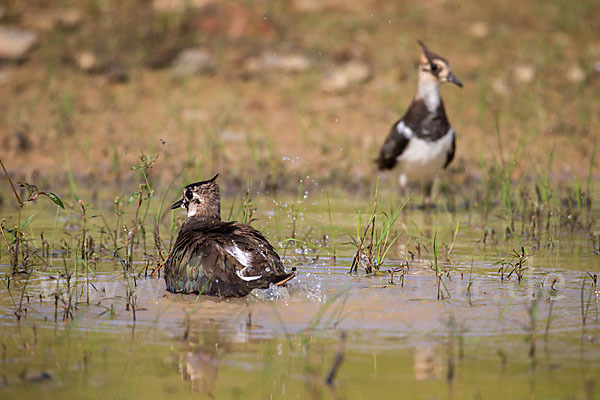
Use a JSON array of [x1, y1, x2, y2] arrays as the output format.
[[396, 129, 453, 185]]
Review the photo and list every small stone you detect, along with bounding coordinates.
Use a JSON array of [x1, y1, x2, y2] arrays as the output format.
[[171, 47, 214, 78], [491, 77, 509, 96], [469, 21, 489, 39], [513, 65, 535, 84], [0, 25, 38, 60], [244, 52, 311, 76], [55, 8, 83, 30], [292, 0, 341, 12], [152, 0, 212, 13], [262, 53, 311, 72], [76, 51, 99, 72], [322, 60, 372, 92], [566, 65, 585, 83]]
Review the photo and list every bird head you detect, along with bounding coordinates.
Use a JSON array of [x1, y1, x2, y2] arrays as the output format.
[[417, 40, 462, 88], [171, 174, 221, 219]]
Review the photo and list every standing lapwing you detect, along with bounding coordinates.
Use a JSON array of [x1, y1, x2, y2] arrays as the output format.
[[164, 175, 295, 297], [376, 40, 462, 204]]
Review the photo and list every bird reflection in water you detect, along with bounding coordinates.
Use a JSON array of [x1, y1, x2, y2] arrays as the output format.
[[177, 319, 221, 394]]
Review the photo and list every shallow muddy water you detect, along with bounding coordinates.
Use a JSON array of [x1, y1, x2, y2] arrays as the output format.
[[1, 189, 599, 399]]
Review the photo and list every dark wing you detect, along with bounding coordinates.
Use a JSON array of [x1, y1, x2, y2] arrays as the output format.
[[164, 221, 245, 296], [225, 222, 286, 278], [443, 130, 455, 169], [165, 218, 292, 297], [375, 119, 410, 170]]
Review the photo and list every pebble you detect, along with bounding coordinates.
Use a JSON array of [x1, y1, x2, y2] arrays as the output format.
[[491, 77, 509, 96], [171, 47, 215, 78], [322, 60, 372, 92], [152, 0, 213, 13], [292, 0, 341, 12], [243, 52, 311, 75], [76, 51, 99, 72], [566, 65, 585, 84], [469, 21, 489, 39], [55, 8, 82, 30], [513, 65, 535, 84], [0, 25, 37, 60]]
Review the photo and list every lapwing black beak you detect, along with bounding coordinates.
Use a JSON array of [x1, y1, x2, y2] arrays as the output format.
[[447, 72, 463, 88], [170, 198, 184, 210]]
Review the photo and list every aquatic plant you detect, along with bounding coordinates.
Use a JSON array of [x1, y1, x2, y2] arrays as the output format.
[[507, 247, 528, 282], [0, 160, 64, 273], [326, 189, 337, 260], [387, 262, 409, 286], [432, 231, 451, 300], [349, 179, 409, 274], [493, 247, 528, 283], [580, 272, 597, 327], [492, 257, 509, 281]]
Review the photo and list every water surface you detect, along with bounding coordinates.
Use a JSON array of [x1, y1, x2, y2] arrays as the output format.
[[1, 190, 599, 399]]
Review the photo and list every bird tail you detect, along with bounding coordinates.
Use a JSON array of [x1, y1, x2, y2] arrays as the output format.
[[273, 271, 296, 286]]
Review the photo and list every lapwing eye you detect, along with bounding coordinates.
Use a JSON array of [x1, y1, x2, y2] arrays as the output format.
[[185, 190, 193, 200], [430, 63, 438, 71]]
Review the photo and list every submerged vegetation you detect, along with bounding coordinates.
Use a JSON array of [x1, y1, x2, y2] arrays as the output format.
[[349, 179, 409, 275]]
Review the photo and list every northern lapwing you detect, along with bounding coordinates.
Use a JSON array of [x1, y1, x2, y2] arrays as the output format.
[[376, 40, 462, 204], [164, 175, 295, 297]]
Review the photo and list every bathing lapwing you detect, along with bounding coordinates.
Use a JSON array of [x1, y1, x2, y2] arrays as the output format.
[[165, 174, 295, 297]]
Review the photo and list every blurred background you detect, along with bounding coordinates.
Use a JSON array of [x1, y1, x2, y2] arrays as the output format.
[[1, 0, 599, 195]]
